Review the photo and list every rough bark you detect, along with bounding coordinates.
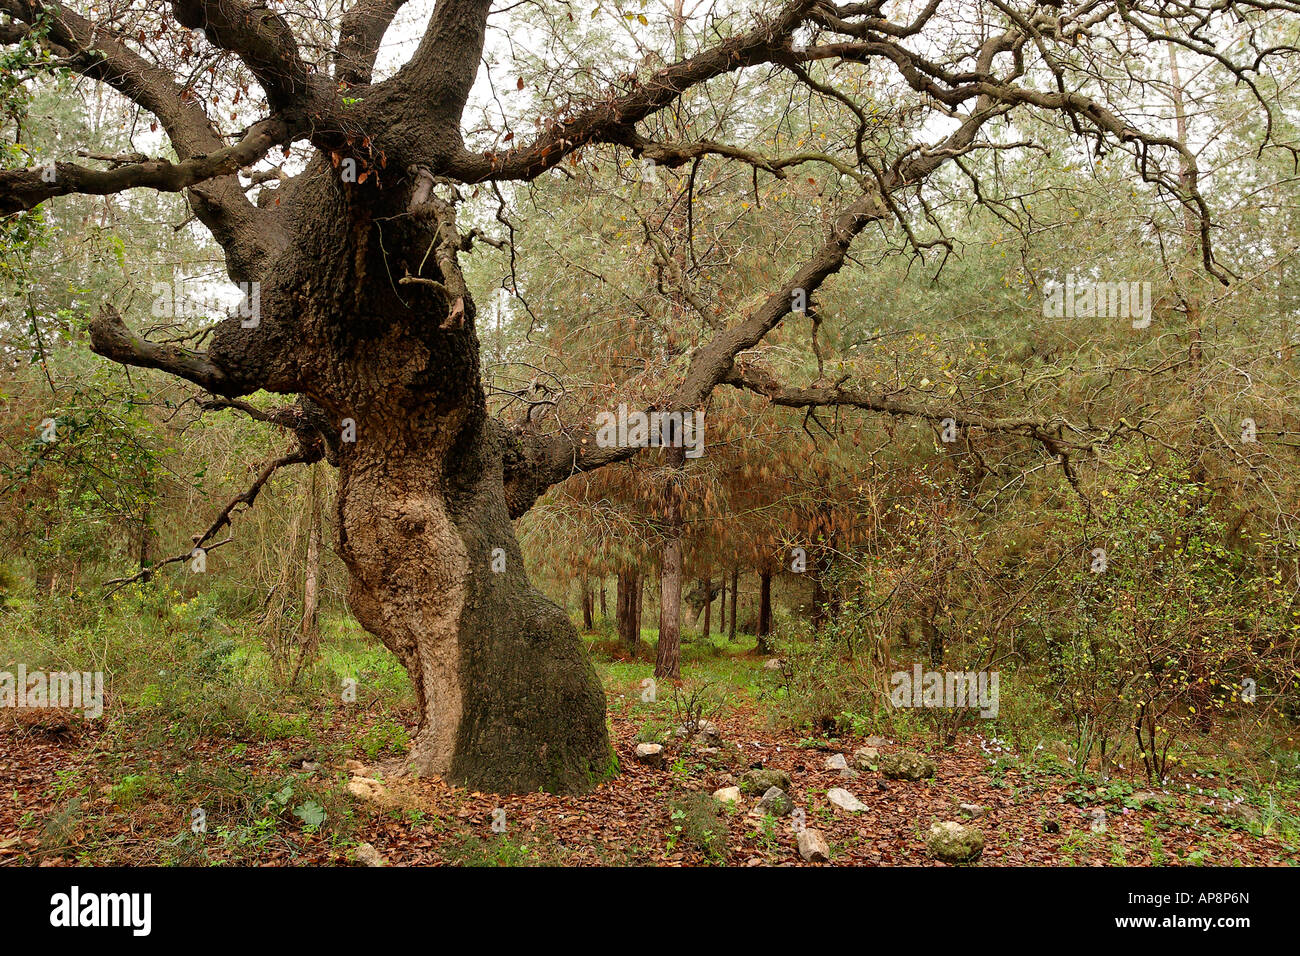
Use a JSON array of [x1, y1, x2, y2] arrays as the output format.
[[339, 416, 610, 792]]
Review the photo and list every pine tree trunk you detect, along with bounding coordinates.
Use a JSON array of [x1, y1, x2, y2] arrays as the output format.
[[618, 570, 640, 654], [811, 562, 827, 634], [635, 574, 644, 642], [729, 566, 738, 640], [702, 576, 711, 639], [581, 576, 594, 630], [756, 569, 774, 654]]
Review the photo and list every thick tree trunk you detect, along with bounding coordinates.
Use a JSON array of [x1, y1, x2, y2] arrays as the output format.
[[756, 569, 774, 654], [338, 419, 611, 793], [228, 167, 614, 795]]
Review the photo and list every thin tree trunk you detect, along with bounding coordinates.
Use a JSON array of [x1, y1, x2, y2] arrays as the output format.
[[617, 570, 640, 654], [756, 569, 774, 654], [137, 502, 156, 571], [811, 559, 828, 634], [702, 576, 711, 639], [599, 579, 607, 619], [729, 566, 738, 640], [290, 464, 323, 686], [636, 573, 644, 640], [581, 575, 594, 630], [655, 446, 686, 680]]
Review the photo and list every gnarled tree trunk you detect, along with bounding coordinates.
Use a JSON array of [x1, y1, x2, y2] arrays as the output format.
[[337, 414, 609, 792], [251, 169, 611, 795]]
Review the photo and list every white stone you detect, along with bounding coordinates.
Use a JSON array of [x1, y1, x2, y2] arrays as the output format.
[[827, 787, 869, 812], [354, 842, 386, 866], [634, 742, 665, 767], [797, 828, 830, 862]]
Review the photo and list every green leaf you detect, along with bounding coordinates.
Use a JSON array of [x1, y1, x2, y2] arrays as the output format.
[[293, 801, 327, 828]]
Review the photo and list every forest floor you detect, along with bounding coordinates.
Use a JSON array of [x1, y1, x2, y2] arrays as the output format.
[[2, 626, 1298, 867]]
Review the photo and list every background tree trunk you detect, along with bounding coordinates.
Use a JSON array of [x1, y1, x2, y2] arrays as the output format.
[[618, 570, 640, 654], [756, 568, 774, 654], [702, 576, 711, 639], [811, 560, 828, 634], [729, 567, 738, 640], [636, 575, 644, 644], [290, 463, 323, 686]]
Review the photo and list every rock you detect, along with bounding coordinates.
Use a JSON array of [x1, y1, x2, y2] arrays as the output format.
[[740, 768, 793, 795], [353, 842, 386, 867], [634, 743, 665, 768], [343, 759, 367, 774], [797, 828, 830, 862], [850, 747, 879, 771], [926, 821, 984, 863], [825, 753, 848, 771], [762, 658, 785, 670], [864, 736, 889, 748], [879, 751, 936, 781], [826, 787, 868, 812], [959, 803, 986, 819], [346, 777, 394, 807], [713, 786, 742, 806], [756, 786, 793, 817], [301, 761, 321, 773], [676, 720, 723, 748]]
